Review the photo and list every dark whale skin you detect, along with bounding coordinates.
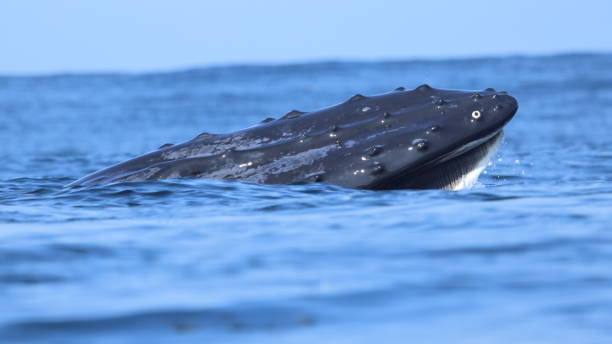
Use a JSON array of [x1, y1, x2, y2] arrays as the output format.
[[67, 85, 518, 189]]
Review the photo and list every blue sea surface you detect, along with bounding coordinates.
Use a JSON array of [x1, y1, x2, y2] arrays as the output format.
[[1, 54, 612, 343]]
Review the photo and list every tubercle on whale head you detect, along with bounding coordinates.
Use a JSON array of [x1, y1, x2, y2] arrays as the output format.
[[282, 110, 306, 119], [417, 84, 432, 92], [347, 94, 367, 102]]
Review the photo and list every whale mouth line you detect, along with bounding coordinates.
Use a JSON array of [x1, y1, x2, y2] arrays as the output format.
[[371, 130, 504, 190], [438, 129, 503, 165]]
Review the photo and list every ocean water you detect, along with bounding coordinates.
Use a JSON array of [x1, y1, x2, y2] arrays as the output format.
[[1, 54, 612, 343]]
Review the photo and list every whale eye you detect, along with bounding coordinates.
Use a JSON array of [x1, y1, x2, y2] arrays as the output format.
[[471, 110, 481, 120]]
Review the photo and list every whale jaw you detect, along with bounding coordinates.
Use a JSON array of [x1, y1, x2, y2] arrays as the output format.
[[370, 131, 504, 190]]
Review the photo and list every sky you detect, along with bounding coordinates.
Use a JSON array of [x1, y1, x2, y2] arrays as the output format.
[[1, 0, 611, 74]]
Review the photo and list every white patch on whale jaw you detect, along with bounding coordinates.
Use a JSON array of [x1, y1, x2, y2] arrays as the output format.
[[443, 131, 504, 191]]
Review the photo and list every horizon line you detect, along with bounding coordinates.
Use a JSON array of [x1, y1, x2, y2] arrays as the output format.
[[1, 50, 610, 78]]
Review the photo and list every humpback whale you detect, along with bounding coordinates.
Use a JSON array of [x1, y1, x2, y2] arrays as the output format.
[[68, 85, 518, 190]]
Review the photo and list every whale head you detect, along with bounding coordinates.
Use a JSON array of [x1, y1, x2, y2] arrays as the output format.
[[316, 85, 518, 190]]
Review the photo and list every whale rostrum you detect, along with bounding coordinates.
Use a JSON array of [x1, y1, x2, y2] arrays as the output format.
[[67, 85, 518, 190]]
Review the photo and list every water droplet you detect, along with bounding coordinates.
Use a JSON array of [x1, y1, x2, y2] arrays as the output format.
[[426, 125, 439, 134], [371, 162, 385, 175], [433, 98, 445, 106]]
